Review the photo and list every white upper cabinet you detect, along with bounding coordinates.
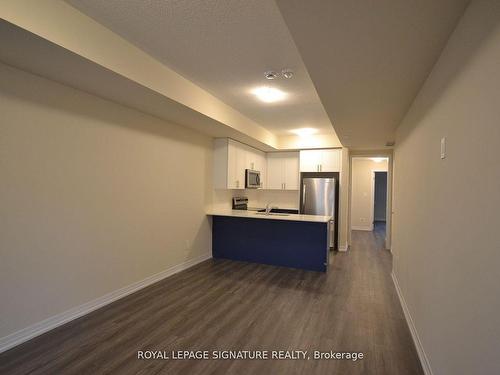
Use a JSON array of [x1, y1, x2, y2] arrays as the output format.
[[213, 138, 266, 189], [299, 150, 323, 172], [266, 152, 299, 190], [242, 143, 266, 188], [300, 149, 341, 172], [321, 149, 340, 172], [228, 140, 246, 189], [283, 153, 299, 190], [266, 154, 283, 190]]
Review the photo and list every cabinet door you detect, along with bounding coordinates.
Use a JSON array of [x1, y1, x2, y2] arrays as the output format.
[[235, 143, 246, 189], [255, 152, 266, 188], [321, 149, 340, 172], [283, 152, 299, 190], [227, 140, 238, 189], [300, 150, 322, 172], [228, 140, 245, 189], [266, 154, 284, 190], [245, 147, 260, 171], [244, 145, 256, 170]]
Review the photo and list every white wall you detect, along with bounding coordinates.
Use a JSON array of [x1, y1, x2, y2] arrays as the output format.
[[392, 1, 500, 374], [0, 63, 213, 340], [350, 158, 388, 230]]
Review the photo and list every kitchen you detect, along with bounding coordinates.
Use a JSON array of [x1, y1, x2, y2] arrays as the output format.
[[208, 138, 344, 272], [3, 1, 495, 374]]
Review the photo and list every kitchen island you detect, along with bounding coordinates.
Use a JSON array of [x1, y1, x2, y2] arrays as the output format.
[[207, 209, 332, 272]]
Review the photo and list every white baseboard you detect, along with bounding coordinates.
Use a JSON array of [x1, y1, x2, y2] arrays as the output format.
[[391, 272, 433, 375], [338, 243, 349, 252], [351, 225, 373, 231], [0, 252, 212, 354]]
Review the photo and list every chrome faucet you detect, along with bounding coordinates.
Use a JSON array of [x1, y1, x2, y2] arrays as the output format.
[[265, 203, 278, 215]]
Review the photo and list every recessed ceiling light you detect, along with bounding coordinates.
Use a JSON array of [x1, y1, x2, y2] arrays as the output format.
[[290, 128, 318, 137], [264, 71, 278, 80], [251, 87, 287, 103], [282, 69, 294, 79]]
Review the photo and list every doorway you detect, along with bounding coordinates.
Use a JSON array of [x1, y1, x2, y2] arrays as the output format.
[[349, 156, 391, 249], [373, 171, 388, 237]]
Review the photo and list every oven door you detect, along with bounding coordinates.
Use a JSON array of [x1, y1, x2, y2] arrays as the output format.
[[245, 169, 261, 188]]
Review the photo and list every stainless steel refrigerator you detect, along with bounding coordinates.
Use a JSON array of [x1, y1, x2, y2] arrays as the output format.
[[301, 177, 336, 248]]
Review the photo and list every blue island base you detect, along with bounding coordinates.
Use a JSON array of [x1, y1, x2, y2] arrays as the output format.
[[212, 216, 329, 272]]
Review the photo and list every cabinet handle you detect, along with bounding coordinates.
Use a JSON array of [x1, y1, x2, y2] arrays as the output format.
[[284, 182, 286, 190], [302, 184, 306, 212], [320, 164, 322, 172]]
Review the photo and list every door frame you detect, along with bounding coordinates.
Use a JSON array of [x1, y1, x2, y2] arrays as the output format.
[[348, 152, 393, 251]]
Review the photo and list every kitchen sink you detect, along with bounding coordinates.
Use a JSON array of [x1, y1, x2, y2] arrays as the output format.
[[255, 212, 290, 216], [257, 208, 299, 214]]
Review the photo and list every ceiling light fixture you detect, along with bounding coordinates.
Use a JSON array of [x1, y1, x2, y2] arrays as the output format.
[[264, 71, 278, 80], [282, 69, 294, 79], [370, 157, 387, 163], [290, 128, 318, 137], [251, 87, 287, 103]]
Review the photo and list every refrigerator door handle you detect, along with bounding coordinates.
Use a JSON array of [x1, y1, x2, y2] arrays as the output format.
[[302, 183, 306, 213]]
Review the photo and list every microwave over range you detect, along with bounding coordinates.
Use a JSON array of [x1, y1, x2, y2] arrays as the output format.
[[245, 169, 261, 189]]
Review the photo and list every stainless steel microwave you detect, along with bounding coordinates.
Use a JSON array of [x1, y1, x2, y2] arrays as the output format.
[[245, 169, 261, 189]]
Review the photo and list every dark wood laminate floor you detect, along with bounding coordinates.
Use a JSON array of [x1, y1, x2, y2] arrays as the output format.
[[0, 223, 423, 375]]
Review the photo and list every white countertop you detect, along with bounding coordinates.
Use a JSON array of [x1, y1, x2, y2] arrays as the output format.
[[207, 209, 332, 223]]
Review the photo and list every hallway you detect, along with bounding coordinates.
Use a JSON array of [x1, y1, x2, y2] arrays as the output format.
[[0, 228, 422, 375]]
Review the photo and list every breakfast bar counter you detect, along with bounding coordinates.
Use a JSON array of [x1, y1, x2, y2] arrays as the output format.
[[207, 210, 332, 272]]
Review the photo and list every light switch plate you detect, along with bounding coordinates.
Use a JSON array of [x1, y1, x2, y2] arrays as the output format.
[[440, 137, 446, 159]]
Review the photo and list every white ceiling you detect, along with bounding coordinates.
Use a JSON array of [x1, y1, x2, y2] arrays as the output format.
[[66, 0, 339, 142], [276, 0, 470, 149]]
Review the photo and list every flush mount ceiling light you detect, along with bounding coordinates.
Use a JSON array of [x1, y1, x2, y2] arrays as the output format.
[[264, 71, 278, 80], [370, 157, 387, 163], [264, 69, 294, 80], [282, 69, 294, 79], [251, 87, 287, 103], [290, 128, 318, 137]]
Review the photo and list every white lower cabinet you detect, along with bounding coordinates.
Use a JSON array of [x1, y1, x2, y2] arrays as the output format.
[[266, 152, 299, 190]]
